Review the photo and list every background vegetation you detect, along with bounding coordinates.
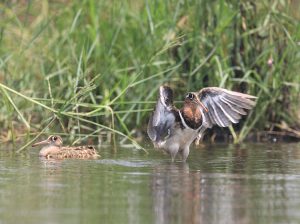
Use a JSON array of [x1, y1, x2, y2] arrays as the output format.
[[0, 0, 299, 150]]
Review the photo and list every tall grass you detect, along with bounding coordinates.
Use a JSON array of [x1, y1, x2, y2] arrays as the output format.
[[0, 0, 299, 149]]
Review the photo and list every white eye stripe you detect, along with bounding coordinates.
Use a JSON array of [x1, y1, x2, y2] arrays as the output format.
[[186, 93, 195, 100]]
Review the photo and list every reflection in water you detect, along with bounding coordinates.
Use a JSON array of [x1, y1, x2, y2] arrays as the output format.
[[150, 145, 300, 224], [151, 163, 201, 224], [1, 144, 300, 224]]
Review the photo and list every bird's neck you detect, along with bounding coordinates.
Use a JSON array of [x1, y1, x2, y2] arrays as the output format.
[[39, 145, 61, 157], [180, 103, 202, 129]]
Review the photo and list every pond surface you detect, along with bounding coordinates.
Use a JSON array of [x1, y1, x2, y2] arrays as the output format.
[[1, 143, 300, 224]]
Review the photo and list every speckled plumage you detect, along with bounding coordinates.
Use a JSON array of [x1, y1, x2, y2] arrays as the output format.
[[32, 135, 100, 159]]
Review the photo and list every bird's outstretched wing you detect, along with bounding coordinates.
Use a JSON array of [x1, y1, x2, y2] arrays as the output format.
[[147, 86, 177, 143], [197, 87, 257, 128]]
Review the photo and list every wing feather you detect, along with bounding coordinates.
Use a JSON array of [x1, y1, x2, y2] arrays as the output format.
[[147, 86, 177, 142], [198, 87, 257, 128], [216, 100, 239, 123], [220, 96, 247, 115]]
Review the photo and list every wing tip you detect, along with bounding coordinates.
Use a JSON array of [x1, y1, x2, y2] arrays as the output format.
[[159, 85, 174, 106]]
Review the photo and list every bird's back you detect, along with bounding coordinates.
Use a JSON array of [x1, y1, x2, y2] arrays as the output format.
[[46, 146, 100, 159]]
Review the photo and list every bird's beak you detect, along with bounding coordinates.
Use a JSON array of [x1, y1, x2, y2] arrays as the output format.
[[32, 139, 49, 147], [193, 93, 208, 112]]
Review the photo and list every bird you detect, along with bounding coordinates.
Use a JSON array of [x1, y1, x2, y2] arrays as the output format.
[[147, 85, 257, 162], [32, 135, 100, 159]]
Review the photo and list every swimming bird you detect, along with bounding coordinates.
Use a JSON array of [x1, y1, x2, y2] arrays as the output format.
[[147, 85, 257, 162], [32, 135, 100, 159]]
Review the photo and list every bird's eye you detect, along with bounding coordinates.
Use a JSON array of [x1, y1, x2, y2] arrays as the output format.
[[186, 93, 194, 100]]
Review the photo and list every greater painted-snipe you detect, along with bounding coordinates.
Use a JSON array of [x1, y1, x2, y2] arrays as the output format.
[[147, 86, 257, 161], [32, 135, 100, 159]]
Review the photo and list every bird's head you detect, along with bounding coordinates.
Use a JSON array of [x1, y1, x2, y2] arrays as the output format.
[[184, 92, 208, 112], [32, 135, 63, 148]]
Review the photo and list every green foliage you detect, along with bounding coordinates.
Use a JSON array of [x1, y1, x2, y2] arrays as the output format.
[[0, 0, 299, 146]]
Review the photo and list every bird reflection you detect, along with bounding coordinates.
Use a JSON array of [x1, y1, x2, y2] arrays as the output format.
[[151, 162, 203, 224], [150, 146, 257, 224]]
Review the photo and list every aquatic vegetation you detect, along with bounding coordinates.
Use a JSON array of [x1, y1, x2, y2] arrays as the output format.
[[0, 1, 299, 149]]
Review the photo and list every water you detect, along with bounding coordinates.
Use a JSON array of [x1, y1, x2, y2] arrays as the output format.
[[1, 143, 300, 224]]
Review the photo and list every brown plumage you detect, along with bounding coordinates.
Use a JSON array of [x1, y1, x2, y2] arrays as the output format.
[[32, 135, 100, 159], [147, 85, 257, 162]]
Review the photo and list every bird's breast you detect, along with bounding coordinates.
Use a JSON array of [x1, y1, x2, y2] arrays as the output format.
[[159, 124, 198, 151], [39, 146, 61, 157], [182, 104, 203, 129]]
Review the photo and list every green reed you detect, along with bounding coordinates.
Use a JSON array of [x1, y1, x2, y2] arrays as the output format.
[[0, 0, 299, 149]]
